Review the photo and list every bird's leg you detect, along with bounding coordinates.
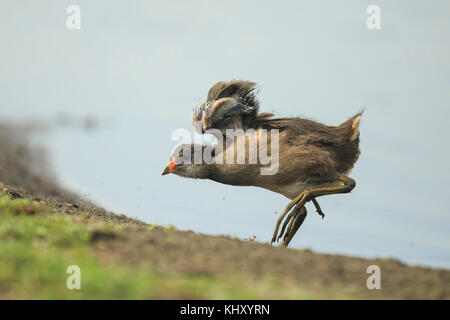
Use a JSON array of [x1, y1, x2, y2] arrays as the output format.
[[271, 193, 308, 244], [280, 206, 306, 244], [277, 209, 297, 242], [312, 198, 325, 219], [278, 198, 324, 241], [282, 206, 307, 247], [278, 198, 324, 242], [282, 214, 296, 243], [271, 175, 355, 245]]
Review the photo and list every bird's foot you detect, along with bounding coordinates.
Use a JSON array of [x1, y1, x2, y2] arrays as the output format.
[[281, 206, 308, 247], [271, 192, 310, 245], [276, 211, 295, 242], [312, 198, 325, 219], [317, 210, 325, 219]]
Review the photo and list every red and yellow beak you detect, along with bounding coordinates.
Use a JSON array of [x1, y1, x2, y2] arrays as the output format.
[[161, 161, 177, 175]]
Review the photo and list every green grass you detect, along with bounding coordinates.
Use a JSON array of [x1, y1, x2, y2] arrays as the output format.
[[0, 192, 332, 299]]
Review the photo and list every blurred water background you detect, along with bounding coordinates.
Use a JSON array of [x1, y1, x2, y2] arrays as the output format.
[[1, 1, 449, 268]]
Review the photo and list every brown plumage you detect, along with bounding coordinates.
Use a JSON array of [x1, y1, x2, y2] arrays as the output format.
[[193, 80, 260, 134], [166, 80, 362, 247]]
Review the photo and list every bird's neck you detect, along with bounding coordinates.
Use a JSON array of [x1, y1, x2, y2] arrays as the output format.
[[181, 164, 230, 184]]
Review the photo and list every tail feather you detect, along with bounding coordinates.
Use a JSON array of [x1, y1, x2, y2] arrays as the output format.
[[334, 111, 363, 174], [350, 114, 362, 141], [338, 111, 363, 142]]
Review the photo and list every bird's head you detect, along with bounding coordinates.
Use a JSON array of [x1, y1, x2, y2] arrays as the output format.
[[161, 144, 211, 179]]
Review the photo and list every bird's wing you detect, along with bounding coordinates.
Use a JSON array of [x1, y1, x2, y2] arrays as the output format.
[[192, 80, 261, 135]]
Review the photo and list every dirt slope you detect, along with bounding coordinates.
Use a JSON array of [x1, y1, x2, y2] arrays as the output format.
[[2, 181, 449, 299]]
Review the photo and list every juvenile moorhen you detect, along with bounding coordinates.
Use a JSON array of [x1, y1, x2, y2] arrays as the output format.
[[163, 80, 362, 247]]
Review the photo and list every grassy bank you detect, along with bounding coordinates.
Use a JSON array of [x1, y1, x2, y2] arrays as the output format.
[[1, 191, 449, 299]]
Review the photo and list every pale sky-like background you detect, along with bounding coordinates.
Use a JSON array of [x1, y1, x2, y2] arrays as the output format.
[[1, 1, 449, 268]]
